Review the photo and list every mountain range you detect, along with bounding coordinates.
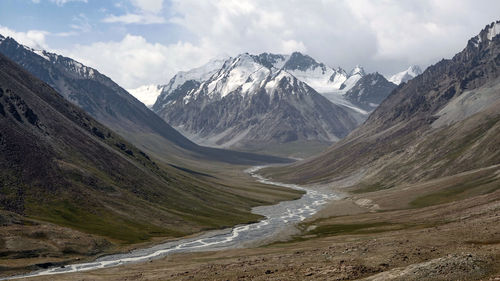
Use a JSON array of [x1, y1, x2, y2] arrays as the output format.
[[152, 52, 397, 155], [264, 21, 500, 190], [0, 35, 288, 165]]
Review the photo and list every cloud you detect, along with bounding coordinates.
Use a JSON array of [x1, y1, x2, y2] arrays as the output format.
[[61, 34, 211, 88], [103, 0, 165, 25], [0, 26, 48, 49], [102, 13, 165, 24], [169, 0, 377, 71], [169, 0, 500, 75], [49, 0, 88, 6], [130, 0, 163, 13], [70, 13, 92, 32], [16, 0, 500, 89]]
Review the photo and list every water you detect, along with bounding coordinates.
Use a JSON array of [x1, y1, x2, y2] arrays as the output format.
[[5, 166, 340, 280]]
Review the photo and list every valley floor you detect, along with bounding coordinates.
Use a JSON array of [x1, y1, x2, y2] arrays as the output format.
[[17, 166, 500, 281]]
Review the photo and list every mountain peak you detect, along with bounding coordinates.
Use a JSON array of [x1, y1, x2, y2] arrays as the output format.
[[349, 65, 365, 77], [388, 65, 422, 85], [486, 20, 500, 40], [469, 20, 500, 48], [283, 51, 320, 71], [406, 65, 422, 76]]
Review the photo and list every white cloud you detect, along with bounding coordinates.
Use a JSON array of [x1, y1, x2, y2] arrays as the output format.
[[103, 0, 165, 25], [102, 13, 165, 24], [70, 13, 92, 32], [15, 0, 500, 89], [61, 34, 211, 88], [0, 26, 48, 49], [130, 0, 163, 13], [49, 0, 88, 6], [169, 0, 500, 75]]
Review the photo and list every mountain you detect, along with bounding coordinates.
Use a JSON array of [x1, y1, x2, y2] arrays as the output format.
[[154, 57, 227, 106], [264, 21, 500, 189], [0, 35, 288, 165], [281, 52, 348, 93], [127, 84, 165, 107], [388, 65, 423, 85], [0, 51, 304, 260], [153, 53, 364, 154], [344, 72, 397, 111]]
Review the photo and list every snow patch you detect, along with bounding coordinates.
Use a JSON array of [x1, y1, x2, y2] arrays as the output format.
[[389, 65, 422, 85], [33, 50, 50, 61], [487, 21, 500, 41], [287, 65, 346, 93]]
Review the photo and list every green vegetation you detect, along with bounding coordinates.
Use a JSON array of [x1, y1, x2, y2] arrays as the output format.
[[27, 200, 184, 244], [352, 182, 394, 194], [410, 174, 500, 208], [236, 140, 331, 158]]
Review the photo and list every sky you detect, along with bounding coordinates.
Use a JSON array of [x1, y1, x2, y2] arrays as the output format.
[[0, 0, 499, 89]]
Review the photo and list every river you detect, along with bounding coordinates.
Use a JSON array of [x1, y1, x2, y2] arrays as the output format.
[[6, 166, 340, 280]]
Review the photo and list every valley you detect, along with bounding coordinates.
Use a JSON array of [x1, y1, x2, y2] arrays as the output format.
[[0, 2, 499, 280]]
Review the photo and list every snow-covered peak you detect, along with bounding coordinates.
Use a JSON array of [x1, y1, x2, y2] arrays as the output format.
[[388, 65, 422, 85], [337, 65, 365, 92], [128, 84, 164, 107], [487, 21, 500, 41], [469, 21, 500, 48], [205, 54, 266, 98], [166, 57, 227, 92], [252, 52, 289, 69], [33, 49, 51, 61], [281, 52, 348, 93], [283, 52, 322, 71], [349, 65, 365, 77]]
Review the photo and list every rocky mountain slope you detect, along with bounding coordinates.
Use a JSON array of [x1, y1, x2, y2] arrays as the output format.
[[154, 53, 362, 151], [0, 35, 287, 165], [0, 52, 301, 254], [344, 73, 397, 112], [388, 65, 422, 85], [152, 52, 392, 153], [264, 21, 500, 188]]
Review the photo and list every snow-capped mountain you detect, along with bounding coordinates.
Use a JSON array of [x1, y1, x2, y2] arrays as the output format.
[[344, 73, 397, 111], [128, 58, 227, 108], [0, 34, 288, 165], [282, 52, 348, 93], [153, 52, 369, 152], [388, 65, 422, 85], [127, 84, 165, 107]]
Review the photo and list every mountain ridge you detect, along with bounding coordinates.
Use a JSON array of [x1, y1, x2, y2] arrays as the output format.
[[0, 35, 290, 165], [152, 52, 396, 155], [263, 20, 500, 187], [152, 52, 370, 154]]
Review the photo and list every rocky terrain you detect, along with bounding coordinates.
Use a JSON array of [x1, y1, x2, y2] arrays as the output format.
[[344, 73, 397, 112]]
